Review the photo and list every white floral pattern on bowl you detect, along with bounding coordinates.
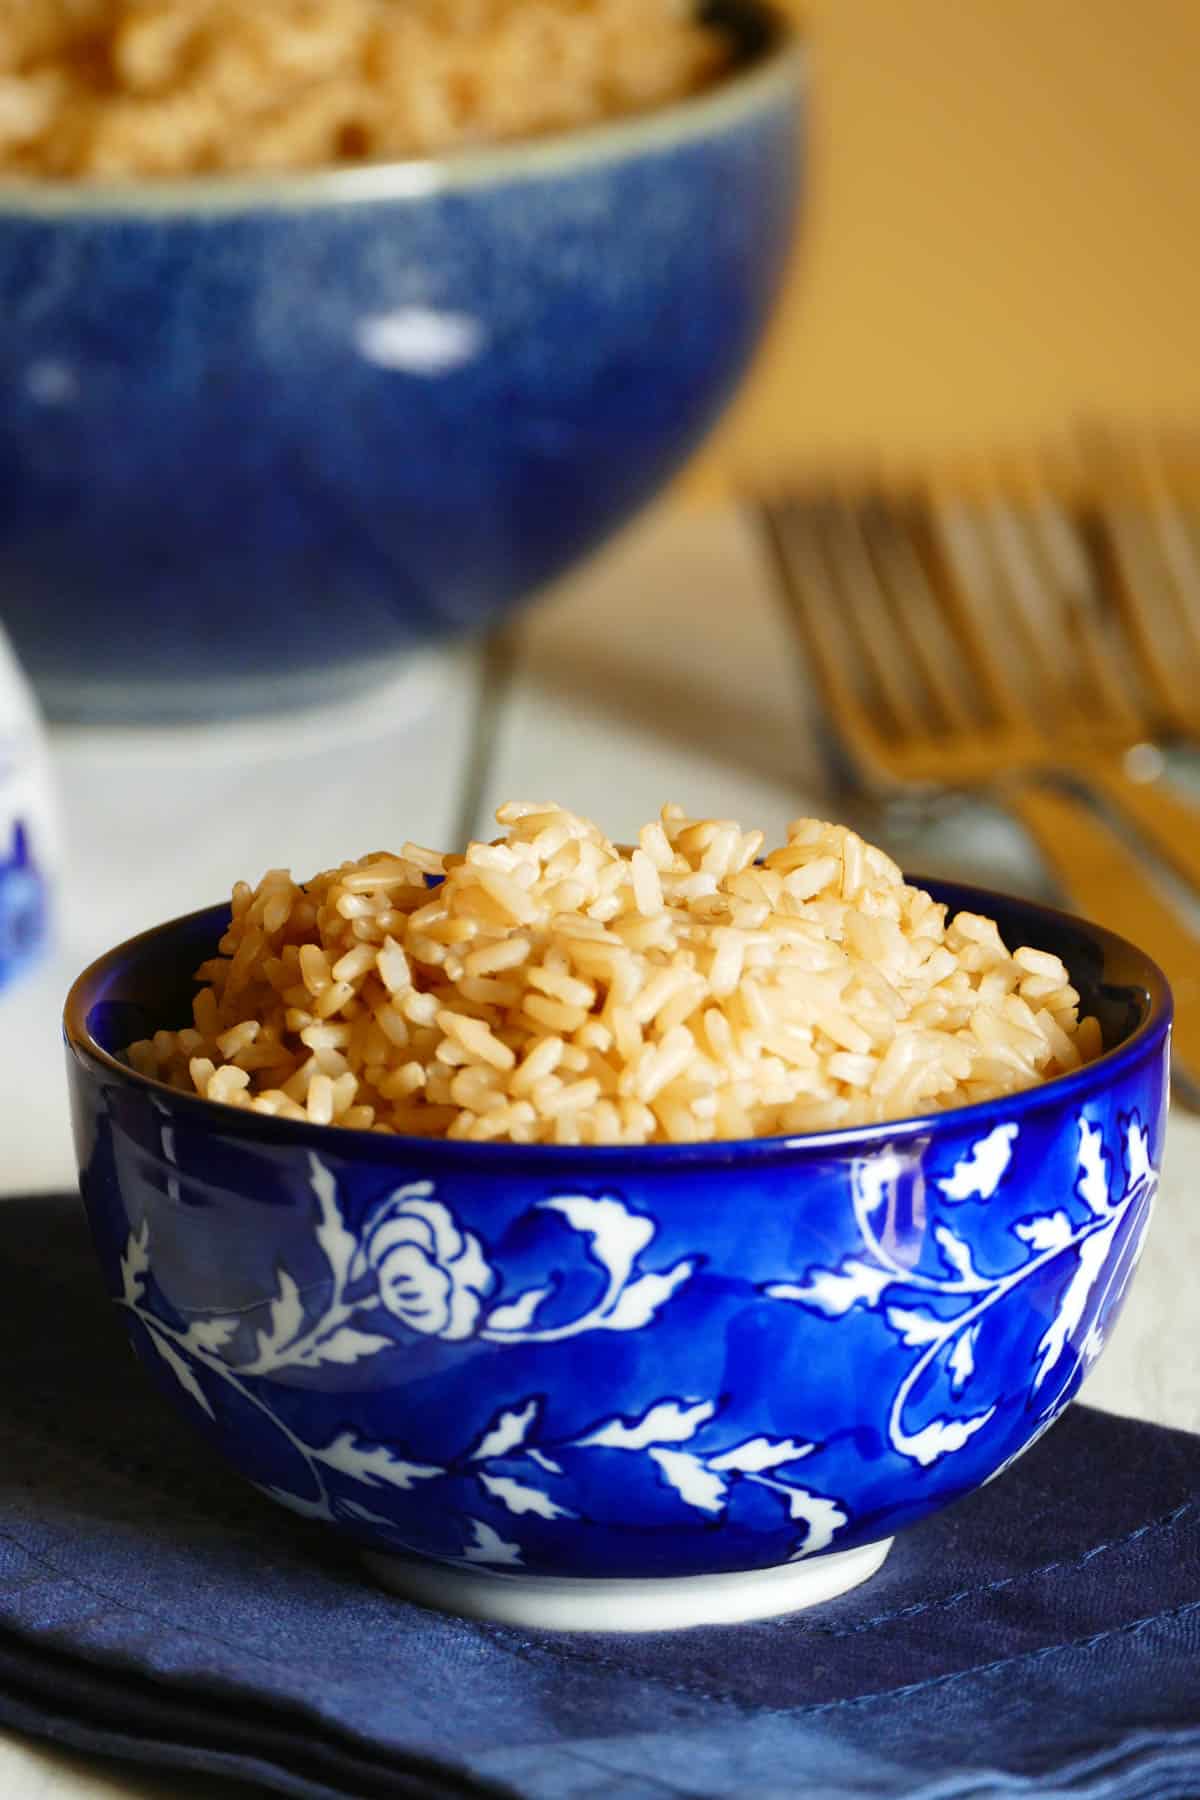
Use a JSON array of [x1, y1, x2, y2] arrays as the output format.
[[113, 1109, 1157, 1573]]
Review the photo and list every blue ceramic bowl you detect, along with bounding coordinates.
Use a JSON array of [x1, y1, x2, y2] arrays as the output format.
[[0, 5, 800, 724], [65, 881, 1170, 1630]]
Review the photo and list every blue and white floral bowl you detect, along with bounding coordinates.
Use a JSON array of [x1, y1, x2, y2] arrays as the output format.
[[64, 880, 1170, 1630], [0, 4, 799, 723]]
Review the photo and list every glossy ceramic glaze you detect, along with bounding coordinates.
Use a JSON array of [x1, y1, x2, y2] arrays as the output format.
[[64, 881, 1170, 1626], [0, 626, 54, 993], [0, 7, 800, 722]]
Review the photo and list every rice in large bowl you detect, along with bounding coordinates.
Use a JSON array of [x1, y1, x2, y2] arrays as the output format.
[[0, 4, 800, 721], [0, 0, 737, 177]]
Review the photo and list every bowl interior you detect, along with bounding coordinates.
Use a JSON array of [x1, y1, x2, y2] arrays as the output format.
[[83, 903, 231, 1065], [914, 876, 1162, 1054]]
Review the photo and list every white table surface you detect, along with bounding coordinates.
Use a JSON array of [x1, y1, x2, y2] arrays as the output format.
[[2, 503, 1197, 1799]]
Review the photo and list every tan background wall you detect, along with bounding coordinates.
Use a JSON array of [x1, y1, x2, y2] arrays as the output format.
[[695, 0, 1200, 487]]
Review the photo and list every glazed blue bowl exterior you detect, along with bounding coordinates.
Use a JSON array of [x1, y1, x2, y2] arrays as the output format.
[[65, 882, 1170, 1581], [0, 8, 800, 722]]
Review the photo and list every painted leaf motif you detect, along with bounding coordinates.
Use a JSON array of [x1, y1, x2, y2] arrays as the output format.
[[885, 1305, 945, 1348], [477, 1473, 575, 1521], [766, 1258, 892, 1317], [254, 1483, 334, 1523], [121, 1222, 150, 1307], [947, 1323, 980, 1396], [648, 1449, 727, 1514], [937, 1124, 1018, 1202], [599, 1260, 697, 1331], [255, 1268, 305, 1361], [1118, 1191, 1156, 1300], [1077, 1120, 1112, 1218], [469, 1399, 540, 1463], [338, 1499, 406, 1531], [782, 1488, 848, 1557], [1032, 1224, 1113, 1392], [528, 1449, 565, 1476], [1125, 1119, 1153, 1194], [573, 1398, 715, 1451], [461, 1518, 522, 1567], [485, 1287, 554, 1333], [181, 1316, 240, 1355], [852, 1149, 916, 1218], [314, 1432, 441, 1489], [754, 1109, 1156, 1477], [308, 1153, 358, 1288], [1014, 1211, 1075, 1253], [295, 1327, 393, 1367], [899, 1408, 996, 1468], [148, 1332, 214, 1419], [934, 1224, 982, 1285], [707, 1437, 813, 1474], [538, 1194, 654, 1294]]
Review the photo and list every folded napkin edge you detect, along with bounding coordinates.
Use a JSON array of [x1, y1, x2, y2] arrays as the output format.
[[0, 1628, 513, 1800]]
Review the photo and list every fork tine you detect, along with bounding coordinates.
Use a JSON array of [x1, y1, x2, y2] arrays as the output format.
[[943, 471, 1200, 890], [863, 488, 1141, 750], [1023, 495, 1144, 730], [976, 497, 1093, 727], [854, 495, 983, 736], [1144, 432, 1200, 670], [818, 497, 935, 743], [1145, 445, 1200, 732], [993, 493, 1145, 738], [1079, 426, 1200, 736], [920, 494, 1040, 745], [760, 497, 894, 787], [1100, 506, 1193, 731]]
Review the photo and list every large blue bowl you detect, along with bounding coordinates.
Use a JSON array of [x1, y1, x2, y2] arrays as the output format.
[[0, 5, 800, 723], [64, 881, 1170, 1630]]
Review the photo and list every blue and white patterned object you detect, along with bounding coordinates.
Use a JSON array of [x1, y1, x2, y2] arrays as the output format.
[[65, 884, 1170, 1587], [0, 624, 53, 993], [0, 9, 799, 722]]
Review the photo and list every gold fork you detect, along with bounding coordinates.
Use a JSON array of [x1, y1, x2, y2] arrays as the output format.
[[923, 481, 1200, 893], [1082, 426, 1200, 750], [759, 490, 1200, 1088]]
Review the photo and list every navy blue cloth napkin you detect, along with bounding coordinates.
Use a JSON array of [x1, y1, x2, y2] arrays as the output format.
[[1, 1193, 1197, 1800]]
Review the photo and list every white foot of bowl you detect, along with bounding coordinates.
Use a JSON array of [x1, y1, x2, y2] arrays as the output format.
[[363, 1538, 893, 1632]]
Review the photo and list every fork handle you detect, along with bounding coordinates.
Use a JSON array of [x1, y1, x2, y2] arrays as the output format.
[[1078, 756, 1200, 898], [1003, 775, 1196, 1092]]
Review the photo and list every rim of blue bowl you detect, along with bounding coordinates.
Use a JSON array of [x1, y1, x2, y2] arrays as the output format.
[[63, 877, 1173, 1168], [0, 4, 802, 218]]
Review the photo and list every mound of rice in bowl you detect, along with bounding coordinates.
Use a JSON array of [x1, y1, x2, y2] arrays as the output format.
[[0, 0, 736, 178], [126, 805, 1103, 1144]]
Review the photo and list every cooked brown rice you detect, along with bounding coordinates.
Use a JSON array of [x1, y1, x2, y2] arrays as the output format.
[[125, 804, 1103, 1144], [0, 1, 735, 179]]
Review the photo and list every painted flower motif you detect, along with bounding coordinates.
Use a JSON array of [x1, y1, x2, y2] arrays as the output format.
[[111, 1116, 1160, 1569], [363, 1186, 493, 1341]]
